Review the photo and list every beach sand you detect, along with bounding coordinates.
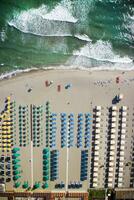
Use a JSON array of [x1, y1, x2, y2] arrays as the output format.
[[0, 69, 134, 192]]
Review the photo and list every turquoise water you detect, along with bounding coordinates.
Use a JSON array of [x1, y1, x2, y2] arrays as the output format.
[[0, 0, 134, 75]]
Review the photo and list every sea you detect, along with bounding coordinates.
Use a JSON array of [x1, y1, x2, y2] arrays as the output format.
[[0, 0, 134, 78]]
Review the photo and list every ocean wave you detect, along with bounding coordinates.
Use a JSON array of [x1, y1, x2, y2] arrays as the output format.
[[43, 5, 77, 23], [8, 4, 78, 37], [74, 34, 92, 42], [8, 19, 92, 42], [72, 41, 132, 64]]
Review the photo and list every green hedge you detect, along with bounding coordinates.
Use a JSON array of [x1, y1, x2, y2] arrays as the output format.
[[88, 189, 105, 200]]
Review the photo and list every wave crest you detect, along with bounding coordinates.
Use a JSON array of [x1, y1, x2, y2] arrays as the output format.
[[73, 40, 132, 64], [8, 4, 78, 37]]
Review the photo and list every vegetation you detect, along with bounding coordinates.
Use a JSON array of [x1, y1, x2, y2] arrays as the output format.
[[88, 189, 105, 200]]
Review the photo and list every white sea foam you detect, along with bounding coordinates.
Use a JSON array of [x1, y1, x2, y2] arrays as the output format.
[[74, 34, 92, 42], [43, 5, 77, 23], [130, 16, 134, 20], [1, 63, 134, 81], [73, 40, 132, 64], [8, 15, 92, 42], [8, 3, 78, 37], [0, 29, 7, 42], [0, 68, 38, 81]]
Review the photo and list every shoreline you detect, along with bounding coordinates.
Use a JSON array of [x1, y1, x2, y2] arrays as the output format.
[[0, 66, 134, 82]]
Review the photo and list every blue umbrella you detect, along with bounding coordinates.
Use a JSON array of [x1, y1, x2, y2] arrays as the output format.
[[52, 113, 57, 116], [69, 127, 74, 131], [61, 113, 66, 116], [78, 122, 83, 125], [51, 121, 56, 125], [85, 113, 91, 117], [52, 118, 56, 121], [78, 130, 83, 134], [78, 113, 83, 116]]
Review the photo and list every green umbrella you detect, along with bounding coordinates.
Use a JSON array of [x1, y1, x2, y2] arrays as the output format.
[[42, 182, 49, 189], [43, 163, 49, 169], [43, 154, 49, 160], [13, 164, 21, 170], [43, 160, 49, 165], [12, 159, 20, 164], [22, 181, 29, 189], [33, 182, 40, 189], [43, 175, 49, 181], [14, 182, 21, 188], [13, 175, 21, 181], [13, 170, 21, 175], [43, 170, 49, 176], [12, 154, 20, 159], [43, 148, 49, 153]]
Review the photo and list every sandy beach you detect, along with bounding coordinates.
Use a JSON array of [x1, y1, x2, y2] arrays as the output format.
[[0, 69, 134, 192]]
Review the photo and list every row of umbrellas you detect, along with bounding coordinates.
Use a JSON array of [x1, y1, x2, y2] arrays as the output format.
[[77, 115, 83, 147], [48, 114, 57, 148], [55, 182, 65, 188], [80, 150, 88, 181], [60, 114, 67, 147], [68, 181, 82, 188], [50, 150, 59, 180], [0, 97, 13, 151], [14, 181, 49, 189], [12, 148, 22, 181], [19, 106, 29, 147], [32, 106, 43, 147], [42, 148, 50, 181]]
